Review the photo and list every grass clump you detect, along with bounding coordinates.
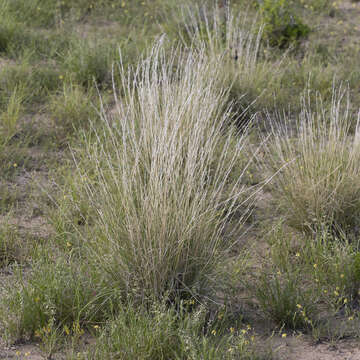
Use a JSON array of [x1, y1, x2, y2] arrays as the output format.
[[61, 41, 253, 304], [61, 39, 116, 88], [48, 82, 98, 136], [263, 86, 360, 234], [172, 3, 304, 120], [0, 222, 19, 267], [0, 253, 115, 344], [0, 87, 23, 145]]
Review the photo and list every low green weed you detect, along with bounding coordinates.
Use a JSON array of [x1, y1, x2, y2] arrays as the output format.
[[253, 268, 317, 330], [91, 301, 260, 360], [254, 224, 360, 335], [0, 253, 116, 343]]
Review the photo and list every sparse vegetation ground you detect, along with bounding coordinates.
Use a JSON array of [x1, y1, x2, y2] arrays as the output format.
[[1, 1, 360, 359]]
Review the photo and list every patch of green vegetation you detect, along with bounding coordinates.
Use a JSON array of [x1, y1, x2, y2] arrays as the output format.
[[0, 222, 19, 267], [259, 0, 310, 48], [1, 0, 360, 357], [0, 61, 61, 110], [60, 39, 116, 89]]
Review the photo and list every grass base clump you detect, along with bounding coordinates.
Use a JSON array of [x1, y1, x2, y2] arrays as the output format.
[[62, 40, 253, 304], [263, 86, 360, 235]]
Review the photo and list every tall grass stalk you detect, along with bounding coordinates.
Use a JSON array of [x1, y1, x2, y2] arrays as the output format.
[[70, 41, 253, 303], [264, 86, 360, 233], [174, 3, 285, 119], [179, 3, 262, 70]]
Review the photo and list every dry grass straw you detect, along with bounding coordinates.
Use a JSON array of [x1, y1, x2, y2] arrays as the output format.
[[69, 40, 255, 303], [264, 85, 360, 233], [176, 3, 284, 112]]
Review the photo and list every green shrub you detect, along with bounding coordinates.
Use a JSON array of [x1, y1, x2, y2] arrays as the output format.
[[260, 0, 310, 48]]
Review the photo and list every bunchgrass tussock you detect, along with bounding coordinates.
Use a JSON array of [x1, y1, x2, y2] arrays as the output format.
[[0, 221, 19, 267], [263, 85, 360, 234], [61, 38, 116, 88], [172, 3, 285, 123], [48, 82, 98, 136], [65, 40, 254, 303]]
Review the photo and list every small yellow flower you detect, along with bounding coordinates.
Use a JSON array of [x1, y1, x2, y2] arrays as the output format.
[[241, 329, 247, 334], [230, 327, 235, 333], [282, 333, 287, 338], [334, 290, 339, 296], [323, 289, 328, 294], [211, 329, 216, 335], [247, 324, 251, 330], [25, 352, 30, 357], [296, 304, 302, 309], [313, 264, 317, 269], [340, 274, 345, 279], [295, 252, 300, 257], [13, 163, 17, 167], [66, 241, 72, 248], [64, 325, 70, 335], [93, 325, 100, 329], [344, 298, 348, 304], [348, 316, 354, 321], [16, 351, 20, 356], [59, 75, 64, 80]]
